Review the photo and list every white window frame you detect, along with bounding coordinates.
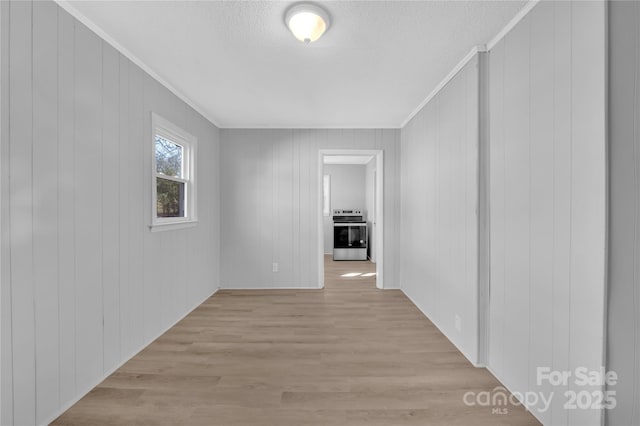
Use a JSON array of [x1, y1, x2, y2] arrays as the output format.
[[150, 112, 198, 232]]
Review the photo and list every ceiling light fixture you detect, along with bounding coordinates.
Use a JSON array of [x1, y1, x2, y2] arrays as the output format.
[[285, 3, 330, 44]]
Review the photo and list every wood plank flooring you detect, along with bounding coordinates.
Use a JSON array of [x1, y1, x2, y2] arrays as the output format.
[[53, 256, 540, 425]]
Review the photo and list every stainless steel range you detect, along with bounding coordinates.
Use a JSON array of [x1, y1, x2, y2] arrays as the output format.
[[332, 209, 368, 261]]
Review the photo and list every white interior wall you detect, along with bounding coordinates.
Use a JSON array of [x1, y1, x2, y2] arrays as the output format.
[[0, 1, 221, 424], [0, 1, 618, 426], [322, 164, 366, 254], [608, 2, 640, 424], [0, 1, 7, 423], [220, 129, 400, 289], [488, 1, 606, 424], [400, 54, 480, 365], [365, 160, 376, 262]]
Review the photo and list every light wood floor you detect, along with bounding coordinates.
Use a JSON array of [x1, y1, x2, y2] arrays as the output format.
[[53, 256, 540, 425]]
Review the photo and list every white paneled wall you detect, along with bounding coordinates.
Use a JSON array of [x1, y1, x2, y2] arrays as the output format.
[[488, 1, 606, 424], [220, 129, 400, 289], [608, 2, 640, 425], [400, 54, 480, 365], [0, 1, 221, 424], [0, 2, 8, 423]]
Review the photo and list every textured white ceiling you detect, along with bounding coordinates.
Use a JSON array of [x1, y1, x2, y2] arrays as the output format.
[[63, 0, 527, 128]]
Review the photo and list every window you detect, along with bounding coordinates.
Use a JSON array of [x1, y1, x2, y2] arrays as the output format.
[[323, 174, 331, 217], [151, 113, 197, 231]]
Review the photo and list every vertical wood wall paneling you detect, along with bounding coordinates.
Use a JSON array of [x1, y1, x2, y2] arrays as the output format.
[[438, 69, 461, 343], [199, 108, 220, 300], [488, 38, 505, 377], [127, 62, 145, 353], [383, 128, 400, 288], [636, 5, 639, 421], [477, 51, 490, 367], [270, 131, 278, 286], [426, 101, 438, 322], [101, 42, 120, 373], [221, 129, 271, 287], [292, 131, 301, 284], [608, 1, 640, 424], [636, 6, 640, 422], [276, 130, 294, 286], [399, 56, 480, 365], [308, 131, 320, 284], [263, 131, 274, 285], [214, 122, 221, 292], [502, 14, 531, 396], [568, 2, 607, 424], [9, 1, 36, 423], [464, 57, 479, 363], [487, 2, 606, 424], [219, 132, 231, 284], [244, 131, 260, 285], [2, 1, 221, 423], [461, 61, 476, 359], [32, 1, 60, 422], [284, 132, 295, 285], [117, 54, 132, 359], [220, 129, 400, 289], [528, 3, 555, 423], [0, 3, 3, 423], [57, 5, 77, 408], [550, 1, 572, 424], [74, 21, 104, 394], [298, 130, 312, 282], [0, 1, 13, 424]]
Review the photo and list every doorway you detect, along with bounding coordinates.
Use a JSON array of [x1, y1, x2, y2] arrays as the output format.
[[317, 149, 384, 289]]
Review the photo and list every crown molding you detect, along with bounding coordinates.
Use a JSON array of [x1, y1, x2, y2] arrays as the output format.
[[400, 0, 540, 128], [486, 0, 541, 51], [400, 45, 484, 128], [54, 0, 223, 129]]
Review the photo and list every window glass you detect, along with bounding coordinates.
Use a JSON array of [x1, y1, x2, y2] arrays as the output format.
[[323, 174, 331, 217], [156, 177, 185, 218], [155, 135, 183, 178]]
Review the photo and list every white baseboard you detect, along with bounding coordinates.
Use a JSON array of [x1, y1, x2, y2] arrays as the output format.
[[485, 365, 543, 424], [219, 285, 320, 290], [401, 289, 481, 368], [43, 286, 220, 426]]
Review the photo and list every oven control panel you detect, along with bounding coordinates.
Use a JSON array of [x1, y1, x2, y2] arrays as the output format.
[[332, 209, 362, 216]]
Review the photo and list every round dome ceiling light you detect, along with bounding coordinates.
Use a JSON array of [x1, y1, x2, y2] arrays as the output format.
[[285, 3, 331, 44]]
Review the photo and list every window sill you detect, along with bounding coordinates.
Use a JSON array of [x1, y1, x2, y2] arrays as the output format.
[[149, 220, 198, 233]]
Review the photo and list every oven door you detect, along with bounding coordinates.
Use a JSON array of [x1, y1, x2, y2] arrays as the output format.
[[333, 223, 367, 248]]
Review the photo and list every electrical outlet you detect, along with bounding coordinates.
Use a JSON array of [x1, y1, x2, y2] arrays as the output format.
[[272, 262, 279, 273], [455, 314, 462, 332]]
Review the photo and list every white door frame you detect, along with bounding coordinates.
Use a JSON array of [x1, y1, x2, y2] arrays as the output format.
[[317, 149, 384, 289]]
